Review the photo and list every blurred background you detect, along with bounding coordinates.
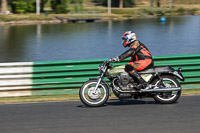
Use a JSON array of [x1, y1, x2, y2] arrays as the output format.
[[0, 0, 200, 62]]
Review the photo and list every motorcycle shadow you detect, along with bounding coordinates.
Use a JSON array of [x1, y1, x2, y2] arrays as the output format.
[[106, 98, 158, 106], [78, 99, 178, 108]]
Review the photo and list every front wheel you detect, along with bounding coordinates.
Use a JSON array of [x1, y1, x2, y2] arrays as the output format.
[[152, 75, 181, 104], [79, 80, 109, 107]]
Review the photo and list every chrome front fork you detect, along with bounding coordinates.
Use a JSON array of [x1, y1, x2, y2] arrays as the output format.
[[94, 73, 104, 92]]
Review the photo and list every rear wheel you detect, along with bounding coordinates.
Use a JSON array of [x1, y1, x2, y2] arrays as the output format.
[[152, 75, 181, 104], [79, 80, 109, 107]]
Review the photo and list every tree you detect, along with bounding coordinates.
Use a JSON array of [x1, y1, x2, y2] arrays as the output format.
[[156, 0, 160, 7], [41, 0, 48, 12], [101, 0, 135, 8], [51, 0, 71, 14], [119, 0, 123, 8], [169, 0, 173, 8], [1, 0, 8, 15], [30, 0, 49, 12]]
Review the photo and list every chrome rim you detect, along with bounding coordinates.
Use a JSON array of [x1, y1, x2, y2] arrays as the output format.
[[155, 78, 179, 101], [82, 82, 107, 105]]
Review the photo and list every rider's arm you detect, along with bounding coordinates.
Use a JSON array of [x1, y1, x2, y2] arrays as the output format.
[[118, 48, 135, 62]]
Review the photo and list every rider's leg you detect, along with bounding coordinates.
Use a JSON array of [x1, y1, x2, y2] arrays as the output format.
[[125, 63, 147, 90]]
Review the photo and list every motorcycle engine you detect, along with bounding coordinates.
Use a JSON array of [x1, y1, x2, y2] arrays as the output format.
[[116, 72, 135, 90], [119, 72, 130, 85]]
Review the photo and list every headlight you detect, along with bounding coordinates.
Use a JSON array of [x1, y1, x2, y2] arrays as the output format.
[[98, 64, 104, 72]]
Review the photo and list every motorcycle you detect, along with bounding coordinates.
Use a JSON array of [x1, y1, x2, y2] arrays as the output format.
[[79, 60, 185, 107]]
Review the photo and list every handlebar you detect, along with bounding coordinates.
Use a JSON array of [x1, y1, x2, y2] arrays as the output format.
[[108, 59, 113, 63]]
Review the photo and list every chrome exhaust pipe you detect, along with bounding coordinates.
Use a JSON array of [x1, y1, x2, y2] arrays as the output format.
[[142, 87, 181, 92]]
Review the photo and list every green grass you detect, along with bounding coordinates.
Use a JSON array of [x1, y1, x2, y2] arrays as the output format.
[[182, 89, 200, 95], [0, 89, 199, 104], [0, 14, 53, 22], [0, 94, 80, 104]]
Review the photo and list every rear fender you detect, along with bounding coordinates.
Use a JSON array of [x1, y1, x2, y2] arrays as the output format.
[[153, 68, 185, 82], [172, 68, 185, 81]]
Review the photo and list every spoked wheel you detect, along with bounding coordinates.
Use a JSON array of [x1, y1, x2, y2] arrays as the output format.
[[79, 80, 109, 107], [152, 75, 181, 104]]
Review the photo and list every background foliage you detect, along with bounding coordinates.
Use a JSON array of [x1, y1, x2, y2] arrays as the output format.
[[100, 0, 135, 7]]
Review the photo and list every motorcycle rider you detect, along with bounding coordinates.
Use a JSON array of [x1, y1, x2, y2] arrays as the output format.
[[111, 31, 154, 89]]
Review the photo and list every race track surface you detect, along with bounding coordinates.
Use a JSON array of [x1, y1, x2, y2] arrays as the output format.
[[0, 95, 200, 133]]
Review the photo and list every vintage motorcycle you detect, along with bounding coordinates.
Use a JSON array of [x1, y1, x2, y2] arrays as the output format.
[[79, 60, 185, 107]]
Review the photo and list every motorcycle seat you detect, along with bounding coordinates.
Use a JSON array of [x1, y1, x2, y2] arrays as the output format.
[[139, 66, 175, 74]]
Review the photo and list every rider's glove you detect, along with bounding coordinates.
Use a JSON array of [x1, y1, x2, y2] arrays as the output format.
[[110, 57, 119, 62]]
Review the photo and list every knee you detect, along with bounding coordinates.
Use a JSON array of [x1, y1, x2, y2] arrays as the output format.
[[125, 64, 134, 73]]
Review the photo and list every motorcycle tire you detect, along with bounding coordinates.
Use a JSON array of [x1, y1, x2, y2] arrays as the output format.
[[79, 79, 109, 107], [152, 75, 181, 104]]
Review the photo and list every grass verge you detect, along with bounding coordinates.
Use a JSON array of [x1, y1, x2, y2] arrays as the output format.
[[0, 89, 199, 104]]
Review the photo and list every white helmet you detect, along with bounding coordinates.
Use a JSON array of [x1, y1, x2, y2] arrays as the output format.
[[122, 31, 137, 47]]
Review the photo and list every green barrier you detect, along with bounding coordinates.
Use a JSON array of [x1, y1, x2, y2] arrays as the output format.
[[0, 54, 199, 97]]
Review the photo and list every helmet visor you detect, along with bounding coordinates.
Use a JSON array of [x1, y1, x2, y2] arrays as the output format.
[[122, 36, 127, 40], [122, 40, 127, 47], [122, 36, 128, 47]]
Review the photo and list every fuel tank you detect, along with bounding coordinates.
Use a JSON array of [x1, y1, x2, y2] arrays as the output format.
[[108, 65, 153, 82], [108, 65, 126, 75]]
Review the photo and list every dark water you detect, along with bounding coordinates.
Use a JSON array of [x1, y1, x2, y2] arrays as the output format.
[[0, 16, 200, 63]]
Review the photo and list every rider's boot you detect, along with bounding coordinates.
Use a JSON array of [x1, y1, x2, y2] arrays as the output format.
[[129, 71, 147, 90]]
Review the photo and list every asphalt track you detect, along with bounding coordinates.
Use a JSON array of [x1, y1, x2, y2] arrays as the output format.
[[0, 95, 200, 133]]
